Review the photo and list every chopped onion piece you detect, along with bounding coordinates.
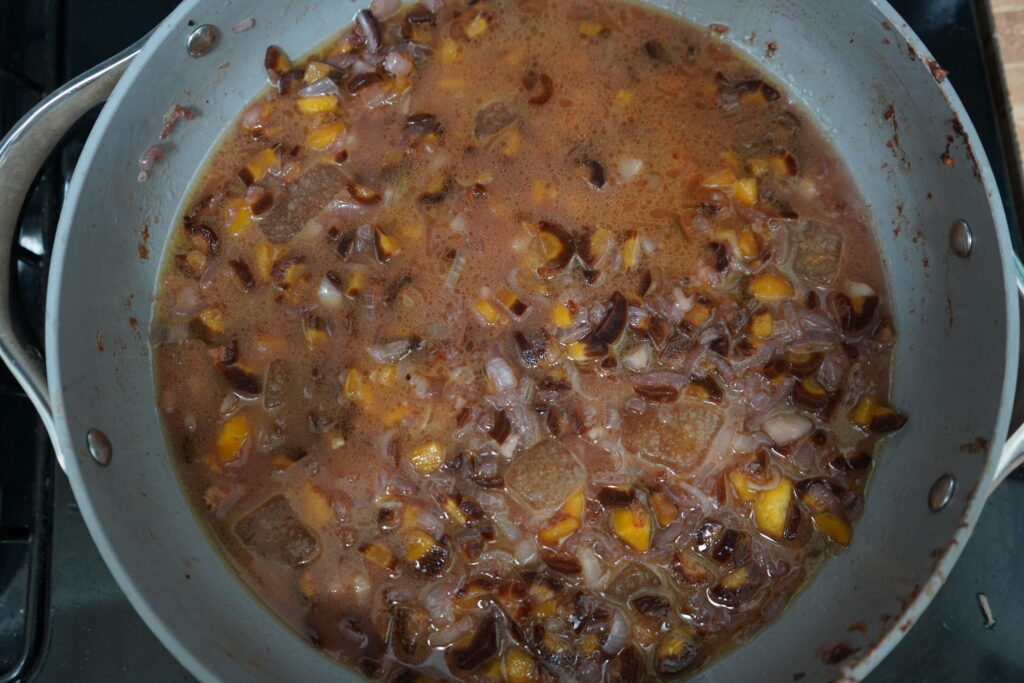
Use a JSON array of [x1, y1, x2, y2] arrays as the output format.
[[318, 275, 344, 309], [297, 77, 340, 98], [846, 281, 876, 298], [621, 343, 651, 371], [384, 50, 413, 77], [486, 356, 517, 391], [602, 610, 629, 654], [368, 339, 413, 363], [443, 250, 467, 292], [371, 0, 401, 20], [618, 157, 644, 182], [763, 413, 814, 445]]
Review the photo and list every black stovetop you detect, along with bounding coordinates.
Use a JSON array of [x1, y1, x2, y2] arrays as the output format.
[[0, 1, 1021, 681]]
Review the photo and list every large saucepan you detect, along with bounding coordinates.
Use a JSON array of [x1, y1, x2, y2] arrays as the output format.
[[1, 0, 1022, 680]]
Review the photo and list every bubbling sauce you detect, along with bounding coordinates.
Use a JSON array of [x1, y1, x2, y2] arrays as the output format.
[[153, 0, 906, 679]]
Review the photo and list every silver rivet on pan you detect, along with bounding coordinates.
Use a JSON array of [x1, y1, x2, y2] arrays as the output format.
[[928, 474, 956, 511], [86, 429, 112, 467], [186, 24, 218, 58], [949, 219, 973, 258]]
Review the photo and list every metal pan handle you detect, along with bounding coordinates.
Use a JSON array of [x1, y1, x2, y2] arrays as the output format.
[[991, 259, 1024, 491], [0, 43, 141, 446]]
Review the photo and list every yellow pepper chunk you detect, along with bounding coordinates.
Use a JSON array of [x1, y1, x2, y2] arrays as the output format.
[[614, 89, 635, 106], [566, 342, 590, 361], [502, 128, 522, 157], [610, 504, 652, 552], [305, 121, 346, 149], [254, 242, 285, 282], [754, 477, 793, 539], [297, 571, 317, 599], [703, 169, 737, 187], [728, 469, 759, 503], [343, 368, 365, 401], [622, 230, 641, 269], [438, 38, 460, 63], [360, 542, 396, 570], [198, 307, 226, 334], [746, 158, 770, 177], [303, 61, 330, 83], [223, 198, 253, 236], [505, 648, 538, 683], [734, 177, 758, 206], [737, 228, 759, 261], [442, 496, 467, 525], [748, 272, 795, 301], [464, 14, 489, 38], [242, 148, 278, 184], [560, 488, 585, 518], [296, 95, 338, 114], [475, 298, 500, 325], [750, 310, 773, 338], [409, 442, 446, 474], [403, 529, 437, 562], [578, 20, 607, 37], [342, 270, 364, 298], [297, 483, 333, 527], [813, 513, 852, 546], [551, 302, 573, 328], [215, 414, 249, 464], [383, 404, 409, 427], [538, 513, 581, 545], [850, 395, 877, 427]]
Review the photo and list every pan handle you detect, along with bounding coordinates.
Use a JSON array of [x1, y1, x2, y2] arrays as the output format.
[[0, 42, 141, 446], [990, 257, 1024, 491]]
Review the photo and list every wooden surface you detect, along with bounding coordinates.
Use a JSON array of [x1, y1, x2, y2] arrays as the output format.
[[993, 0, 1024, 156]]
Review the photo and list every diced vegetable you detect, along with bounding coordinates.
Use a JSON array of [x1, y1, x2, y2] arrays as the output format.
[[610, 503, 652, 552], [297, 95, 338, 114], [306, 121, 346, 149], [850, 395, 907, 432], [409, 442, 446, 474], [464, 14, 489, 38], [813, 512, 852, 546], [214, 413, 249, 465], [747, 272, 795, 301], [754, 477, 793, 539]]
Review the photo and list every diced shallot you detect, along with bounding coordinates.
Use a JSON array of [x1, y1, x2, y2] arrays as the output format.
[[621, 343, 651, 371], [486, 355, 517, 391], [318, 275, 344, 309], [618, 157, 644, 182], [297, 77, 340, 98], [602, 610, 629, 655], [763, 413, 814, 445], [371, 0, 401, 20], [231, 17, 255, 32], [384, 51, 414, 76], [368, 339, 413, 363]]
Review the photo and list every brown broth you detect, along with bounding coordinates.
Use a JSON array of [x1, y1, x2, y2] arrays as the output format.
[[152, 1, 905, 679]]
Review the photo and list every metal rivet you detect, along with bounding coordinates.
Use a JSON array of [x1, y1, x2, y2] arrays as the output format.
[[928, 474, 956, 511], [86, 429, 112, 467], [186, 24, 218, 58], [949, 219, 973, 258]]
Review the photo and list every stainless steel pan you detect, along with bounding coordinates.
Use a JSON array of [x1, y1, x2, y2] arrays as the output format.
[[1, 0, 1022, 680]]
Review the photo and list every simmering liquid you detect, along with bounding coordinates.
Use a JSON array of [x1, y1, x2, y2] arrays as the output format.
[[152, 0, 906, 679]]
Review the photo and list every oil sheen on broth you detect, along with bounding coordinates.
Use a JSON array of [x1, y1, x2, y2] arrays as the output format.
[[152, 0, 907, 679]]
